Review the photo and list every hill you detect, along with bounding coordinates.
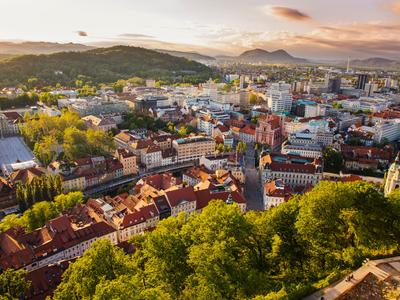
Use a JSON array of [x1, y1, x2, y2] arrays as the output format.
[[237, 48, 308, 64], [0, 45, 214, 87], [154, 49, 215, 63], [351, 57, 400, 69], [0, 41, 94, 55]]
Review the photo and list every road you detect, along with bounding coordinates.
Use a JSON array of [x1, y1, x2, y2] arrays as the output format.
[[244, 142, 264, 211]]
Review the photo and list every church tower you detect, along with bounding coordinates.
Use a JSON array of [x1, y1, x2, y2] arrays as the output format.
[[384, 152, 400, 196]]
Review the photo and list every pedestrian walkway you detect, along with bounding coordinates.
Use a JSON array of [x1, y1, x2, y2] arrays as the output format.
[[304, 256, 400, 300]]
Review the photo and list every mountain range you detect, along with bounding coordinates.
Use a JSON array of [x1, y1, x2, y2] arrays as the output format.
[[0, 41, 93, 55], [236, 48, 308, 64], [154, 49, 216, 62], [0, 41, 399, 69], [350, 57, 400, 69]]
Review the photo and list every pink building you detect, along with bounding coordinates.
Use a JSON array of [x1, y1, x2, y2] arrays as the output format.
[[255, 115, 284, 150]]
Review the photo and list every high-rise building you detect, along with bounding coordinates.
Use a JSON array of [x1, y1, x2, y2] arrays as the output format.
[[356, 74, 368, 90], [267, 82, 292, 113], [239, 75, 245, 89], [327, 77, 342, 93], [364, 82, 379, 96]]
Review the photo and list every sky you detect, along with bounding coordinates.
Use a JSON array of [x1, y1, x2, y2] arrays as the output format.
[[1, 0, 400, 59]]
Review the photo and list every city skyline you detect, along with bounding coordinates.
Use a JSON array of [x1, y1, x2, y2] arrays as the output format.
[[1, 0, 400, 59]]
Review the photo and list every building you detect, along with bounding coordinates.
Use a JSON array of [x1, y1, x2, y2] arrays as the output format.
[[82, 115, 117, 131], [267, 82, 293, 113], [239, 124, 256, 143], [373, 121, 400, 143], [172, 136, 215, 163], [0, 204, 118, 272], [0, 112, 21, 137], [288, 129, 334, 147], [281, 142, 322, 158], [114, 149, 138, 176], [255, 115, 284, 151], [260, 153, 323, 187], [199, 155, 230, 171], [142, 145, 162, 170], [327, 77, 342, 93], [0, 177, 16, 210], [164, 186, 198, 217], [197, 116, 214, 136], [364, 82, 379, 96], [384, 153, 400, 196], [119, 203, 159, 241], [263, 179, 292, 210], [356, 74, 369, 90]]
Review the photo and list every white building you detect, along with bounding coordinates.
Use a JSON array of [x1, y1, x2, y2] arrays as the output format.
[[267, 82, 293, 113]]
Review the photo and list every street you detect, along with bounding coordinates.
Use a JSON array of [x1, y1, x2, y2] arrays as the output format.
[[244, 142, 264, 211]]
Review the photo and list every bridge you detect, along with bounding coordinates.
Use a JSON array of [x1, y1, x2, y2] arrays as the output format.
[[83, 161, 196, 196]]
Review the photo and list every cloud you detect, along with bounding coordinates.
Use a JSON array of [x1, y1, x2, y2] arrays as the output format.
[[118, 33, 154, 39], [77, 31, 88, 37], [196, 21, 400, 59], [382, 1, 400, 15], [391, 1, 400, 15], [266, 6, 311, 21]]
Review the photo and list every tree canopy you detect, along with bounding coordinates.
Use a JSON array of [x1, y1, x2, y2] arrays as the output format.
[[0, 46, 214, 87], [52, 181, 400, 299], [20, 110, 115, 163], [0, 191, 84, 233]]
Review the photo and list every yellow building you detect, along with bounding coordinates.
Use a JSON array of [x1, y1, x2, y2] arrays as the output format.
[[172, 136, 215, 163]]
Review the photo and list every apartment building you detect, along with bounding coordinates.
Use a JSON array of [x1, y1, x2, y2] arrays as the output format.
[[172, 136, 215, 163], [114, 148, 138, 176], [260, 153, 323, 187]]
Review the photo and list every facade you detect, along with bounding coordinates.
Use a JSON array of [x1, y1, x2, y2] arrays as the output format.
[[288, 130, 334, 147], [238, 125, 256, 143], [267, 82, 293, 113], [115, 149, 138, 176], [0, 112, 21, 137], [0, 205, 118, 272], [142, 145, 162, 170], [356, 74, 369, 90], [172, 136, 215, 163], [281, 142, 322, 158], [199, 155, 229, 171], [255, 115, 284, 150], [197, 117, 214, 136], [260, 153, 323, 187], [384, 154, 400, 196], [263, 179, 292, 210], [82, 115, 117, 131]]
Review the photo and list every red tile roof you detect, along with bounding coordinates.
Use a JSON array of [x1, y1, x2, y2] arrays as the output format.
[[165, 186, 197, 207], [120, 204, 159, 228]]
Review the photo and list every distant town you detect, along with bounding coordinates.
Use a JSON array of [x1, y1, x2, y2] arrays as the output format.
[[1, 60, 400, 299]]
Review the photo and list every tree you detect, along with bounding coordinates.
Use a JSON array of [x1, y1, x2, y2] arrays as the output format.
[[249, 93, 258, 105], [63, 127, 89, 160], [216, 143, 225, 153], [178, 126, 188, 137], [53, 239, 135, 299], [24, 201, 58, 232], [113, 80, 126, 93], [33, 135, 59, 166], [0, 269, 30, 300], [27, 77, 38, 89], [323, 146, 344, 173], [54, 191, 84, 212], [51, 182, 400, 300], [0, 214, 25, 233], [296, 181, 398, 269]]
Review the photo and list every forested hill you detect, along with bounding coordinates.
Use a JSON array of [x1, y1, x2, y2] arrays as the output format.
[[0, 45, 214, 87]]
